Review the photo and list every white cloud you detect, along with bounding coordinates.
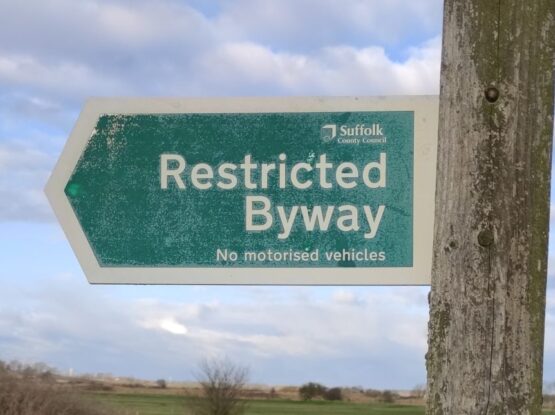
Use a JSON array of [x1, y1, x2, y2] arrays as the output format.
[[189, 37, 441, 96], [332, 289, 362, 305], [0, 0, 442, 59], [0, 0, 442, 100], [159, 318, 188, 335], [0, 36, 441, 100], [0, 277, 428, 387], [0, 54, 124, 98], [217, 0, 443, 50], [0, 93, 76, 135], [0, 0, 213, 56], [0, 140, 57, 222]]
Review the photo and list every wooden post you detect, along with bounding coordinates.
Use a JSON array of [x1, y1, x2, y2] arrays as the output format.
[[426, 1, 555, 414]]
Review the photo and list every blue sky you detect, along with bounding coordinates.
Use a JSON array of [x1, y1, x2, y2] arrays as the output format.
[[0, 0, 554, 390]]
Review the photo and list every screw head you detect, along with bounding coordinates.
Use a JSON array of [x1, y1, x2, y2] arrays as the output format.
[[485, 86, 499, 103], [478, 229, 494, 247]]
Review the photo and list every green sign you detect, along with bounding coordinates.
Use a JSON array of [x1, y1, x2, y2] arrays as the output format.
[[46, 97, 437, 284]]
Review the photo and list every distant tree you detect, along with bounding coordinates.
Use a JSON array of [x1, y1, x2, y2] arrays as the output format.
[[22, 365, 36, 378], [298, 382, 327, 401], [381, 390, 396, 403], [364, 388, 382, 398], [8, 360, 23, 372], [188, 358, 249, 415], [323, 387, 342, 401], [32, 362, 54, 375], [411, 384, 426, 398], [156, 379, 167, 389]]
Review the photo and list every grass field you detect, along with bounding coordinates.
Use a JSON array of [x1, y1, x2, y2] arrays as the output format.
[[89, 391, 555, 415], [91, 392, 425, 415]]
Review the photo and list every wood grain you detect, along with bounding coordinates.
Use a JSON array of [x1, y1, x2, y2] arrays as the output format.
[[427, 1, 555, 413]]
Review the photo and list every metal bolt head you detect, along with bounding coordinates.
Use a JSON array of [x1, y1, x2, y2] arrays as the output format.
[[485, 86, 499, 103], [478, 229, 494, 247]]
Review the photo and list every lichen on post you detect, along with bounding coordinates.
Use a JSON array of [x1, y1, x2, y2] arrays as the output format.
[[426, 1, 555, 414]]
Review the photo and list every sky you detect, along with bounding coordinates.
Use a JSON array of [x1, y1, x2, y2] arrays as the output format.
[[0, 0, 554, 391]]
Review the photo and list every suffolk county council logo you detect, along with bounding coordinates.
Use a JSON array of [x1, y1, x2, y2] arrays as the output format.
[[321, 124, 337, 142]]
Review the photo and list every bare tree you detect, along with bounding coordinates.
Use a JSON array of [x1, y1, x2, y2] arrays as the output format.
[[188, 358, 249, 415], [0, 367, 114, 415]]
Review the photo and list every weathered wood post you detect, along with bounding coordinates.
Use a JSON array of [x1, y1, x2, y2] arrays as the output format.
[[426, 1, 555, 414]]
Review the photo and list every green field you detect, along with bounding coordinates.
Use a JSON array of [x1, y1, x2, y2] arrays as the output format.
[[90, 392, 555, 415], [92, 392, 424, 415]]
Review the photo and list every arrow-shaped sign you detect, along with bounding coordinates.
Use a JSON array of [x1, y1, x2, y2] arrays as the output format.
[[46, 97, 437, 285]]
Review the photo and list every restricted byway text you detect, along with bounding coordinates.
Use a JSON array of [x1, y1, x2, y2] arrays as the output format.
[[161, 153, 388, 239]]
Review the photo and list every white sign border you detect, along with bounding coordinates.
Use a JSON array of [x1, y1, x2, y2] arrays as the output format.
[[45, 96, 438, 285]]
